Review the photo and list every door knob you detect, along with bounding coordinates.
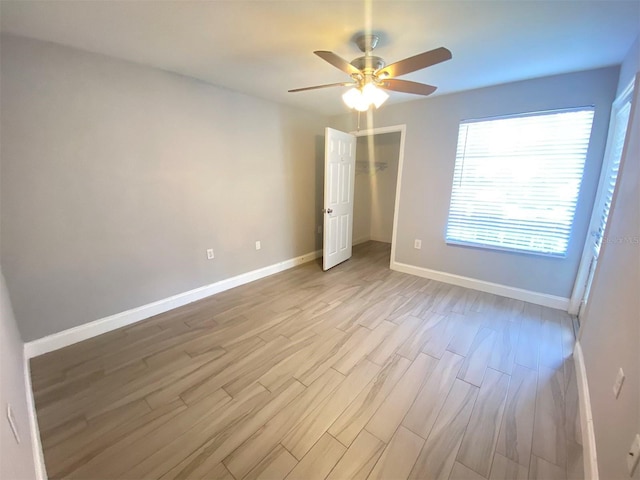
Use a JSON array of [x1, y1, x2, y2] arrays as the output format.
[[326, 208, 333, 214]]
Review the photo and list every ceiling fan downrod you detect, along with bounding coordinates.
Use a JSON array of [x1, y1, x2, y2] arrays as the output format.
[[351, 34, 385, 75]]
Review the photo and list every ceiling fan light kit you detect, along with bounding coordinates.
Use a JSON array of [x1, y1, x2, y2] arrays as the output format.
[[342, 84, 390, 111], [289, 34, 452, 112]]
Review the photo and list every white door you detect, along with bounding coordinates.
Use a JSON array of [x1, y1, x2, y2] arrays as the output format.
[[323, 127, 356, 271], [570, 78, 636, 318]]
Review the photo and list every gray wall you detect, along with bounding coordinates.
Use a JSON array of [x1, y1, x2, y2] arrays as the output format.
[[0, 268, 39, 479], [332, 67, 619, 298], [0, 35, 328, 341], [353, 133, 400, 244], [580, 36, 639, 480]]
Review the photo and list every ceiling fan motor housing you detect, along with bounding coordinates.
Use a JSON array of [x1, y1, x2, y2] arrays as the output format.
[[351, 34, 385, 74], [350, 55, 385, 72]]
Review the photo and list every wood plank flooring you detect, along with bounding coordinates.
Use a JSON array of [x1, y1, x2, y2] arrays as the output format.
[[30, 241, 583, 480]]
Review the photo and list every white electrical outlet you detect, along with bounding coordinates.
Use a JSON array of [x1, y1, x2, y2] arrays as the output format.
[[206, 249, 214, 260], [317, 225, 322, 234], [628, 434, 640, 476], [613, 367, 625, 398], [414, 239, 422, 249], [7, 404, 20, 444], [255, 241, 261, 250]]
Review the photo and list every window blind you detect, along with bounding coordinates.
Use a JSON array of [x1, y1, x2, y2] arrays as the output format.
[[594, 100, 631, 255], [446, 107, 595, 256]]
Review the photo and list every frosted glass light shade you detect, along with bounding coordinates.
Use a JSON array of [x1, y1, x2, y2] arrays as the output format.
[[342, 85, 389, 111], [362, 84, 389, 108], [342, 88, 368, 111]]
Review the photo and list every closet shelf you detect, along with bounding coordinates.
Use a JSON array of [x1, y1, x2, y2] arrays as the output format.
[[356, 161, 388, 175]]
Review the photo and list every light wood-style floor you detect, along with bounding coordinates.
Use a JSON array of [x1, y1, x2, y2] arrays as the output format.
[[31, 241, 583, 480]]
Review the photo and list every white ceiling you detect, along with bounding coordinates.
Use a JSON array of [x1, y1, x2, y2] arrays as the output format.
[[1, 1, 639, 116]]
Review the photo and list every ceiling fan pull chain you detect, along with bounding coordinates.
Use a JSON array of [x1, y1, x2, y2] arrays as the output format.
[[357, 110, 361, 132]]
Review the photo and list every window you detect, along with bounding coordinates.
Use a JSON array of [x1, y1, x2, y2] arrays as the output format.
[[446, 107, 595, 256], [593, 98, 631, 256], [573, 79, 634, 317]]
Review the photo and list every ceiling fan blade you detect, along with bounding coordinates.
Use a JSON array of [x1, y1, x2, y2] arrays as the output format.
[[314, 51, 362, 76], [377, 47, 452, 78], [288, 82, 356, 93], [379, 79, 437, 96]]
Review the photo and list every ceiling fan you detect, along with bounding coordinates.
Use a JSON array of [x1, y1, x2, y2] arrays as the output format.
[[289, 34, 452, 111]]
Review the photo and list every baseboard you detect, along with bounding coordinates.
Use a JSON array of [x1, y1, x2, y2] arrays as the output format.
[[352, 235, 371, 246], [573, 341, 599, 480], [24, 249, 322, 358], [390, 261, 570, 310], [353, 236, 391, 246], [370, 235, 392, 244], [23, 352, 47, 480]]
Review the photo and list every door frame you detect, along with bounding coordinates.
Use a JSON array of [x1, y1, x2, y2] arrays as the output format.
[[350, 124, 406, 268], [568, 78, 636, 315]]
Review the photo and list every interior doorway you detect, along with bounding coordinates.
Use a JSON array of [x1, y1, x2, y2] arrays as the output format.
[[351, 125, 406, 268]]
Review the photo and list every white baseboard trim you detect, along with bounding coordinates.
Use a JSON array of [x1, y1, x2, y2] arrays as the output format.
[[370, 235, 392, 244], [352, 235, 371, 246], [23, 351, 47, 480], [390, 261, 570, 310], [24, 249, 322, 358], [573, 340, 599, 480], [353, 236, 392, 246]]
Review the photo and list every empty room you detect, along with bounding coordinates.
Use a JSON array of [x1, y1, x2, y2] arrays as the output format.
[[1, 1, 639, 479]]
